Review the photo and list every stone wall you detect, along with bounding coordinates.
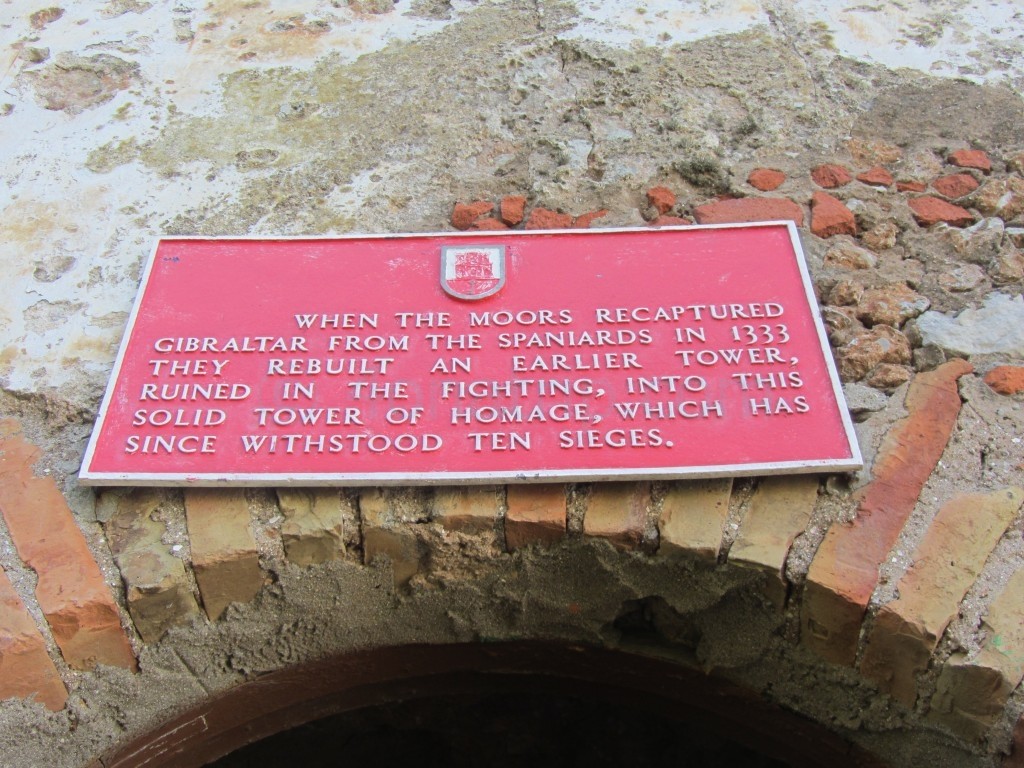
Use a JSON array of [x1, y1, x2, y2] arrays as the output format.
[[0, 2, 1022, 766]]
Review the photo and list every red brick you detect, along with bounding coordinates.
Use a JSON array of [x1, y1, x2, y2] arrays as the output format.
[[801, 360, 973, 665], [468, 216, 509, 231], [499, 195, 526, 226], [932, 173, 979, 199], [505, 484, 566, 550], [584, 483, 650, 550], [648, 215, 692, 227], [860, 488, 1022, 706], [984, 366, 1024, 395], [747, 168, 785, 191], [948, 149, 992, 173], [525, 207, 572, 230], [896, 180, 927, 193], [811, 163, 852, 188], [646, 186, 676, 214], [810, 191, 856, 238], [184, 489, 263, 621], [856, 166, 893, 187], [0, 420, 136, 671], [692, 197, 804, 226], [0, 566, 67, 710], [908, 196, 975, 227], [451, 200, 493, 230], [572, 209, 608, 228]]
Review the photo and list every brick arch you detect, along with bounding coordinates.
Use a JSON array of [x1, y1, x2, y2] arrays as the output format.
[[100, 642, 884, 768], [1, 356, 1023, 768]]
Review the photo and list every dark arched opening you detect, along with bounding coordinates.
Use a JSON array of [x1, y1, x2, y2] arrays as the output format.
[[102, 643, 887, 768]]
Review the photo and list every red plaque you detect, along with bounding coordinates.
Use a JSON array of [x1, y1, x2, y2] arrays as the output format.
[[80, 224, 861, 485]]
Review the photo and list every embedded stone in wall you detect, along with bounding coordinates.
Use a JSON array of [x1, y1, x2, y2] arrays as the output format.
[[183, 489, 262, 621], [859, 487, 1023, 707], [915, 293, 1024, 358], [969, 177, 1024, 220], [275, 489, 346, 566], [657, 478, 732, 561]]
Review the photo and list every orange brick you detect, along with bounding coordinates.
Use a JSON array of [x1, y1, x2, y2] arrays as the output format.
[[730, 476, 819, 606], [505, 484, 565, 550], [801, 360, 973, 665], [184, 489, 262, 621], [584, 483, 650, 549], [0, 566, 67, 710], [0, 420, 136, 671], [860, 487, 1022, 706], [657, 479, 732, 560]]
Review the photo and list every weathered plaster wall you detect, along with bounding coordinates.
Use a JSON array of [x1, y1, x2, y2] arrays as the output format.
[[0, 2, 1023, 767]]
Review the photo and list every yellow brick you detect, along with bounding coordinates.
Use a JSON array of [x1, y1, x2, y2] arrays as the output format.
[[184, 489, 262, 621], [730, 476, 819, 607], [584, 483, 650, 549], [658, 479, 732, 560]]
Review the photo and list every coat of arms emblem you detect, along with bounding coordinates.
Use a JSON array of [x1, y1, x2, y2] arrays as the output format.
[[440, 245, 506, 300]]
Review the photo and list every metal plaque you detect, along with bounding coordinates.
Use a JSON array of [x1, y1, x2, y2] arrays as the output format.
[[80, 223, 861, 485]]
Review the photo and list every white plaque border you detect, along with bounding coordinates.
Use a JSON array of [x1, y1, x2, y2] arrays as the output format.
[[80, 222, 863, 486]]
